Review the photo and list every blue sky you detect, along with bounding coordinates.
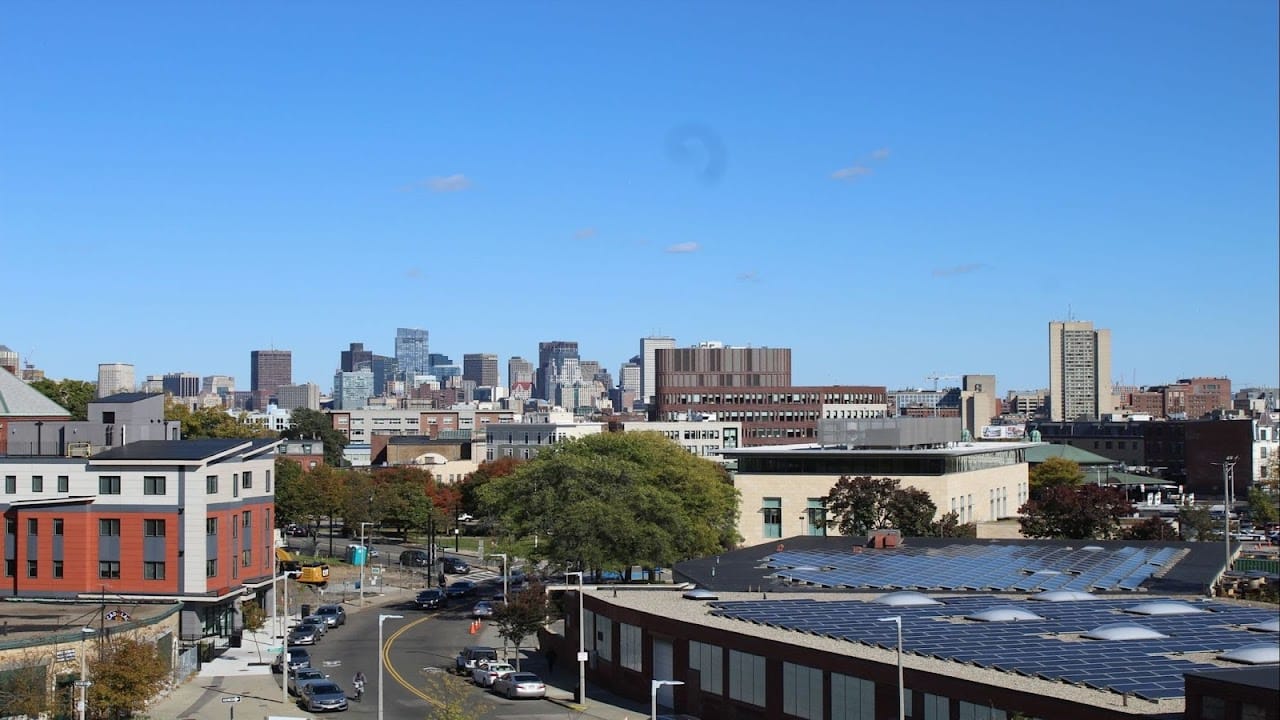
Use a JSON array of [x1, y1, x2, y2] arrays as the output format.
[[3, 2, 1277, 393]]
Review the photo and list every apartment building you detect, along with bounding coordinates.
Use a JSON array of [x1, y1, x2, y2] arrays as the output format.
[[621, 420, 743, 459], [1048, 320, 1113, 421]]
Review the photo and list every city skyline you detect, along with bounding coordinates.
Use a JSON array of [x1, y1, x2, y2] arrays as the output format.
[[3, 4, 1276, 391]]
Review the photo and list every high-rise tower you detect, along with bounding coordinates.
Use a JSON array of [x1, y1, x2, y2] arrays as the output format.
[[1048, 321, 1113, 421]]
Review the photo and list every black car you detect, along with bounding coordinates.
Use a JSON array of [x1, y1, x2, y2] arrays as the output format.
[[445, 580, 478, 598], [442, 557, 471, 574], [415, 588, 446, 610], [400, 549, 431, 567]]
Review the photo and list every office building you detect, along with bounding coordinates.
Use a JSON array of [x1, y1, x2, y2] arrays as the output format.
[[0, 346, 18, 376], [249, 350, 291, 411], [463, 353, 500, 388], [960, 374, 998, 439], [371, 354, 397, 396], [340, 342, 373, 373], [619, 361, 641, 396], [639, 336, 676, 408], [141, 375, 164, 394], [394, 327, 429, 376], [97, 363, 136, 398], [537, 341, 579, 401], [162, 372, 200, 398], [333, 369, 375, 410], [202, 375, 234, 398], [1048, 320, 1113, 421], [276, 382, 320, 411]]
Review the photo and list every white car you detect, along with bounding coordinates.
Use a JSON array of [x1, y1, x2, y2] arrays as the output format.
[[471, 661, 515, 687]]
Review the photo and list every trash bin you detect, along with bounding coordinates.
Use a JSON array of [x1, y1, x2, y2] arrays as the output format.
[[301, 604, 312, 619], [230, 632, 243, 648]]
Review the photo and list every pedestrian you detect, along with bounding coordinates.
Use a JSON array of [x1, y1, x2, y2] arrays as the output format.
[[545, 648, 557, 674], [438, 571, 446, 587]]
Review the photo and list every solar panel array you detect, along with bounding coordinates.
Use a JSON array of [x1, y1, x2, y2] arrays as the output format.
[[766, 545, 1181, 592], [709, 596, 1278, 700]]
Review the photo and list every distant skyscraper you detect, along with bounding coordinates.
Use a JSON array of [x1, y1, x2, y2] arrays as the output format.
[[640, 336, 677, 408], [463, 353, 500, 388], [371, 354, 398, 396], [162, 372, 200, 398], [277, 382, 321, 411], [97, 363, 136, 398], [1049, 321, 1113, 421], [508, 357, 534, 388], [341, 342, 373, 373], [202, 375, 235, 398], [334, 369, 375, 410], [395, 328, 429, 376], [250, 350, 292, 410], [619, 362, 641, 396], [537, 341, 579, 401], [0, 346, 18, 376]]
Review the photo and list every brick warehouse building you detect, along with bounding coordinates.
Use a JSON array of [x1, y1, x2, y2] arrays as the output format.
[[2, 438, 280, 639]]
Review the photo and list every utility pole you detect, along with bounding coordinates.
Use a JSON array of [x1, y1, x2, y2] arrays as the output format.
[[1222, 456, 1238, 576]]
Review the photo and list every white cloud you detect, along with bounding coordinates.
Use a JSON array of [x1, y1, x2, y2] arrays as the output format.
[[931, 263, 988, 278], [736, 270, 762, 283], [426, 174, 472, 193], [871, 147, 891, 161], [573, 227, 598, 240], [831, 165, 872, 181], [665, 242, 701, 254]]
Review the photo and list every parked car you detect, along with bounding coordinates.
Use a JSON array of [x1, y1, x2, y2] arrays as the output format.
[[288, 624, 321, 646], [311, 604, 346, 627], [272, 647, 312, 674], [286, 524, 310, 537], [298, 679, 349, 712], [471, 661, 515, 687], [301, 616, 329, 635], [442, 557, 471, 574], [445, 580, 478, 598], [455, 646, 498, 675], [472, 601, 495, 619], [492, 672, 546, 699], [400, 549, 431, 567], [289, 668, 329, 696], [415, 588, 446, 610]]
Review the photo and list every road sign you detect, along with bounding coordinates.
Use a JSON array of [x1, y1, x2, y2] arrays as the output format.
[[268, 646, 283, 653], [73, 680, 92, 688], [221, 695, 242, 703], [577, 651, 589, 662]]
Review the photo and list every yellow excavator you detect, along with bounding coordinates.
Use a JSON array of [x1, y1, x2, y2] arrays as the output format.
[[276, 547, 330, 586]]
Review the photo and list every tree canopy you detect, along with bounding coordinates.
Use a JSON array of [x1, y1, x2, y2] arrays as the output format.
[[282, 408, 349, 466], [1018, 484, 1133, 539], [165, 400, 275, 439], [28, 378, 95, 420], [1123, 516, 1177, 541], [457, 457, 525, 519], [86, 635, 167, 719], [1029, 457, 1086, 497], [1247, 485, 1279, 526], [476, 431, 739, 574], [823, 476, 975, 537], [491, 580, 551, 669]]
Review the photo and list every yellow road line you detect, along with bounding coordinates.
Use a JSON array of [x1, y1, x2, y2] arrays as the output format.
[[382, 615, 444, 708]]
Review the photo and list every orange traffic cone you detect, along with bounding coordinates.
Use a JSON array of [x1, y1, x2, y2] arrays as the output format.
[[469, 620, 478, 635]]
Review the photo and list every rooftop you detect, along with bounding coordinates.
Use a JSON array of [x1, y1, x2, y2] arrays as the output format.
[[1024, 443, 1118, 465], [91, 438, 279, 463], [719, 441, 1040, 458], [94, 392, 161, 404], [0, 368, 72, 418]]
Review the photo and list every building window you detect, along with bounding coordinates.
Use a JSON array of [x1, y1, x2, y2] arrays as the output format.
[[143, 476, 166, 495], [207, 518, 218, 535], [32, 475, 43, 492], [5, 517, 14, 534], [143, 561, 165, 580], [98, 476, 121, 495], [99, 519, 121, 536], [28, 560, 38, 578], [923, 692, 950, 720], [784, 662, 824, 720], [728, 650, 766, 707], [242, 511, 252, 528], [99, 561, 121, 579], [832, 674, 877, 719], [144, 519, 166, 537], [53, 560, 64, 578], [619, 623, 642, 671], [762, 498, 782, 539], [53, 518, 64, 535], [5, 475, 16, 493], [957, 702, 1006, 720], [689, 641, 723, 695], [4, 559, 13, 576], [232, 520, 238, 539], [206, 475, 218, 494], [206, 558, 218, 577], [233, 473, 239, 497], [806, 498, 826, 536], [242, 471, 252, 489], [27, 518, 38, 536], [241, 549, 252, 567], [57, 475, 69, 492], [266, 469, 272, 492]]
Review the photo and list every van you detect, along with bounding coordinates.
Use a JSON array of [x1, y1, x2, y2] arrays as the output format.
[[400, 550, 431, 567]]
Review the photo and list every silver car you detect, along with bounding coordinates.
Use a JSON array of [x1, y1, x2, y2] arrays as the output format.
[[492, 672, 546, 699], [289, 668, 328, 696], [299, 679, 348, 712]]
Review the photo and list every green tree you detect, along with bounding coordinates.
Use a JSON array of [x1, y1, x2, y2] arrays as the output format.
[[420, 668, 492, 720], [371, 467, 440, 540], [1029, 457, 1086, 497], [1123, 516, 1177, 540], [477, 432, 739, 577], [29, 378, 95, 420], [884, 486, 938, 536], [1247, 485, 1279, 526], [1178, 504, 1217, 541], [273, 456, 312, 526], [929, 511, 978, 538], [282, 408, 349, 466], [165, 400, 274, 439], [823, 476, 899, 535], [458, 458, 525, 520], [490, 581, 550, 670], [86, 635, 167, 720], [240, 601, 269, 664], [0, 654, 49, 717], [1018, 485, 1133, 539]]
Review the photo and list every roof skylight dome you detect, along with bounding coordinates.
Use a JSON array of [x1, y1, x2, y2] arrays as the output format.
[[965, 606, 1045, 623], [1125, 601, 1207, 617], [1218, 642, 1280, 665], [1082, 622, 1169, 641], [1029, 590, 1097, 602], [874, 591, 942, 607]]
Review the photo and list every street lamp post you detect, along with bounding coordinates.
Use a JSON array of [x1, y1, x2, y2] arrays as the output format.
[[77, 627, 95, 720], [879, 616, 904, 720], [359, 522, 374, 606], [490, 553, 509, 605], [565, 571, 587, 705], [1221, 456, 1237, 576], [377, 614, 403, 720], [651, 679, 684, 720]]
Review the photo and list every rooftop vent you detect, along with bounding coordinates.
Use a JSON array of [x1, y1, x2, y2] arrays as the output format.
[[965, 606, 1045, 623], [874, 591, 942, 607], [1217, 642, 1280, 665], [1082, 622, 1169, 641], [1029, 590, 1098, 602], [682, 588, 719, 601], [1124, 601, 1207, 617]]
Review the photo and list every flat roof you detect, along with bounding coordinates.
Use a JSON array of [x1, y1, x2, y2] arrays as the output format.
[[1183, 665, 1280, 691], [719, 441, 1040, 458], [91, 438, 279, 464]]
